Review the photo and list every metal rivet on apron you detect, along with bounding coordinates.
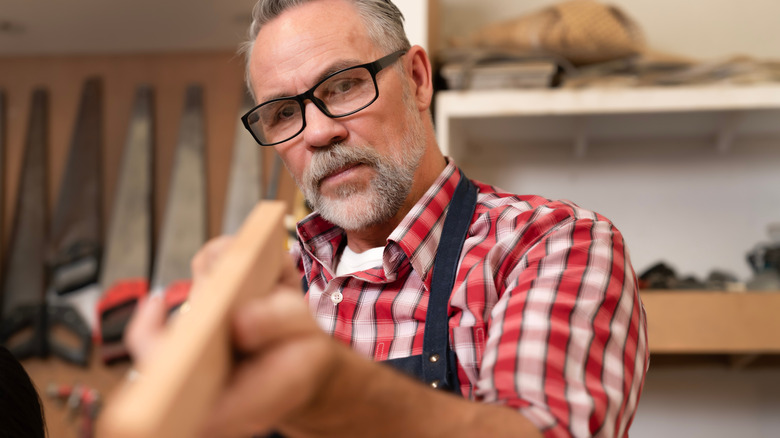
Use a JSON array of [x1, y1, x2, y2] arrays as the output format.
[[429, 354, 440, 363], [331, 291, 343, 305], [430, 380, 440, 389]]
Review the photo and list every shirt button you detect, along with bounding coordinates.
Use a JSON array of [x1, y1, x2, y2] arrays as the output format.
[[429, 354, 440, 363], [331, 291, 343, 305], [430, 380, 440, 389]]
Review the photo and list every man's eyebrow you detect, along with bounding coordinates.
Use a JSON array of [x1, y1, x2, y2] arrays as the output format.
[[316, 58, 363, 82], [259, 58, 364, 102]]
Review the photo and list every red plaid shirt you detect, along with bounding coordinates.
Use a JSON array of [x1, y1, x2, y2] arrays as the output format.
[[293, 161, 648, 438]]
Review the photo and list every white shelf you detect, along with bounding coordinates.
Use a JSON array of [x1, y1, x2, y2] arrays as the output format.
[[435, 84, 780, 157]]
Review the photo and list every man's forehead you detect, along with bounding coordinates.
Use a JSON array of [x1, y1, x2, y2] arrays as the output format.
[[252, 0, 371, 59], [249, 1, 379, 100]]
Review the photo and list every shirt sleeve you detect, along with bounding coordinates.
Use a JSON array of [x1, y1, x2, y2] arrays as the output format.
[[476, 208, 649, 438]]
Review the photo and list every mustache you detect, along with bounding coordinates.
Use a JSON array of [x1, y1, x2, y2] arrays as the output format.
[[304, 143, 381, 188]]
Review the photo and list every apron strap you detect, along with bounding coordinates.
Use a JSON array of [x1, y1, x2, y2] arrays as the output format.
[[299, 173, 479, 391], [422, 174, 478, 389]]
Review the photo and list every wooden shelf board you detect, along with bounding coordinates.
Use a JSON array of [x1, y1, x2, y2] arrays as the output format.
[[641, 290, 780, 354]]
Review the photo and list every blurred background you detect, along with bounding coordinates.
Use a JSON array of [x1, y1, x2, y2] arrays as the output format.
[[2, 1, 780, 437]]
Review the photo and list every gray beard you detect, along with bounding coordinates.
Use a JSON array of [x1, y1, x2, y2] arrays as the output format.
[[299, 114, 426, 231]]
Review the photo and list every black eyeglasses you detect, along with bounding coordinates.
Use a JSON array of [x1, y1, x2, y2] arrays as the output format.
[[242, 50, 407, 146]]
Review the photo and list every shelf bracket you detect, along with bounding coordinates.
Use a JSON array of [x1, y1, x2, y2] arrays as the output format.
[[574, 117, 589, 159], [715, 111, 743, 154]]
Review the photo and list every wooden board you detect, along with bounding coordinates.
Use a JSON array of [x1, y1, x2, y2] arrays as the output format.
[[642, 290, 780, 354], [98, 200, 287, 438]]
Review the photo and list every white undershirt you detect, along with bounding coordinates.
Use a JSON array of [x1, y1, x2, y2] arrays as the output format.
[[335, 245, 384, 276]]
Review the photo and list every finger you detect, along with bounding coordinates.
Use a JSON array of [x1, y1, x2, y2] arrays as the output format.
[[124, 294, 167, 365], [201, 335, 334, 438], [232, 292, 317, 353], [191, 235, 234, 281]]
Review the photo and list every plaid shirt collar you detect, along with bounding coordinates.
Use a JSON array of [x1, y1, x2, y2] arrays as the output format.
[[296, 160, 463, 289]]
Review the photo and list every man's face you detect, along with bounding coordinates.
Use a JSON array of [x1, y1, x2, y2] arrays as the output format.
[[248, 0, 426, 231]]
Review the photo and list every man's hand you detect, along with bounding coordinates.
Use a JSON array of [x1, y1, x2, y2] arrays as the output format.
[[124, 234, 344, 437], [126, 236, 543, 438], [199, 254, 542, 438], [200, 258, 341, 437]]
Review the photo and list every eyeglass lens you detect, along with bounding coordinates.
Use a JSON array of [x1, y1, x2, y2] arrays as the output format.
[[249, 66, 377, 145]]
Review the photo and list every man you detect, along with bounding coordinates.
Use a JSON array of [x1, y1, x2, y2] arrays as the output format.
[[128, 0, 648, 436]]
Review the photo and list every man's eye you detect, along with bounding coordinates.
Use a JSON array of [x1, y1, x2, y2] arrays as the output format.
[[330, 78, 359, 94], [259, 101, 298, 127], [276, 104, 297, 121]]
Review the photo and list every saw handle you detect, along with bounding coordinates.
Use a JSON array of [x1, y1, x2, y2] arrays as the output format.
[[0, 304, 49, 360], [96, 279, 193, 364], [97, 279, 149, 363], [48, 304, 93, 366], [50, 240, 103, 296], [0, 303, 91, 366]]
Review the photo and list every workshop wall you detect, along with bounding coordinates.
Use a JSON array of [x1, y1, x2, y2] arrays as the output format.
[[0, 52, 296, 247]]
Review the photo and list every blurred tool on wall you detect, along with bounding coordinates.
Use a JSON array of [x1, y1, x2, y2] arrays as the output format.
[[44, 77, 105, 366], [0, 88, 91, 366], [0, 90, 49, 362], [48, 78, 104, 297], [222, 92, 264, 235], [96, 86, 155, 364], [149, 85, 207, 313]]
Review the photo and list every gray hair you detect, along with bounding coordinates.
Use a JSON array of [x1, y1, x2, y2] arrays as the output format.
[[239, 0, 411, 94]]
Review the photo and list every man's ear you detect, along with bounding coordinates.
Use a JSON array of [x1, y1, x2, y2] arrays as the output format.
[[404, 45, 434, 112]]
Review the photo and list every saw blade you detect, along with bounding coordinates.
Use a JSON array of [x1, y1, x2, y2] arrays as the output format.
[[150, 85, 207, 305], [222, 92, 262, 235], [96, 86, 155, 362], [100, 86, 154, 289], [1, 89, 51, 360], [48, 77, 104, 295]]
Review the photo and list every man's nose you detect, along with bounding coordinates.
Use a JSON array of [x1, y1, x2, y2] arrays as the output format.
[[301, 101, 348, 148]]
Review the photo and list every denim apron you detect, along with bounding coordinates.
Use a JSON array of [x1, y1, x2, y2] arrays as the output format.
[[380, 174, 476, 393], [271, 175, 477, 436]]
